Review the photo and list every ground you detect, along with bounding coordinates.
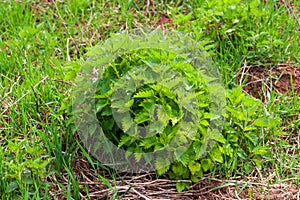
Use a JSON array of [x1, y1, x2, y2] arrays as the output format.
[[0, 0, 299, 199]]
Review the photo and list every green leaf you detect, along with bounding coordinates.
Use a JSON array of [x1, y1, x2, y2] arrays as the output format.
[[176, 182, 190, 192], [237, 149, 247, 160], [232, 87, 245, 105], [244, 132, 258, 145], [6, 180, 19, 193], [118, 135, 133, 148], [134, 111, 150, 124], [200, 120, 209, 127], [191, 175, 199, 183], [148, 120, 164, 135], [253, 118, 269, 127], [223, 143, 233, 157], [175, 147, 190, 166], [207, 129, 226, 143], [154, 143, 164, 151], [253, 157, 262, 169], [155, 157, 170, 175], [164, 77, 183, 90], [21, 171, 33, 184], [201, 158, 212, 172], [268, 116, 282, 128], [227, 132, 239, 143], [171, 162, 184, 175], [95, 100, 108, 112], [139, 99, 156, 110], [227, 106, 246, 121], [134, 152, 142, 162], [101, 107, 112, 116], [203, 112, 211, 119], [252, 146, 268, 156], [188, 160, 201, 175], [126, 99, 134, 108], [64, 71, 77, 81], [101, 118, 114, 131], [121, 116, 134, 133], [150, 104, 167, 124], [133, 89, 154, 98], [111, 99, 129, 113], [193, 141, 207, 159], [209, 146, 223, 163], [140, 136, 157, 149]]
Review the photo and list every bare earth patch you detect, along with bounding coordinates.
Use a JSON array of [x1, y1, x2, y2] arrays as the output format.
[[238, 62, 300, 140], [238, 63, 300, 101]]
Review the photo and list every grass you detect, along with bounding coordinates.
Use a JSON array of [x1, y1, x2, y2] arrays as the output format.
[[0, 0, 299, 199]]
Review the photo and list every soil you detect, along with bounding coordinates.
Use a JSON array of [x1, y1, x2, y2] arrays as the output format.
[[238, 63, 300, 102], [157, 13, 172, 26]]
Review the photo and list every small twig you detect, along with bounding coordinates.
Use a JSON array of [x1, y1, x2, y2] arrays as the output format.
[[239, 61, 251, 86], [1, 76, 48, 115], [66, 38, 71, 62], [0, 73, 13, 82], [52, 0, 80, 56], [87, 186, 130, 196], [52, 79, 73, 86], [3, 76, 21, 98], [255, 166, 264, 184], [131, 188, 151, 200]]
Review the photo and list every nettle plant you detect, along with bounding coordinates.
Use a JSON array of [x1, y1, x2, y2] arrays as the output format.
[[0, 138, 52, 198], [67, 30, 281, 191], [94, 48, 225, 175]]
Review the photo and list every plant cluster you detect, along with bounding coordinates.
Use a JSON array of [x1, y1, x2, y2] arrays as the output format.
[[67, 31, 282, 191], [0, 139, 52, 199]]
